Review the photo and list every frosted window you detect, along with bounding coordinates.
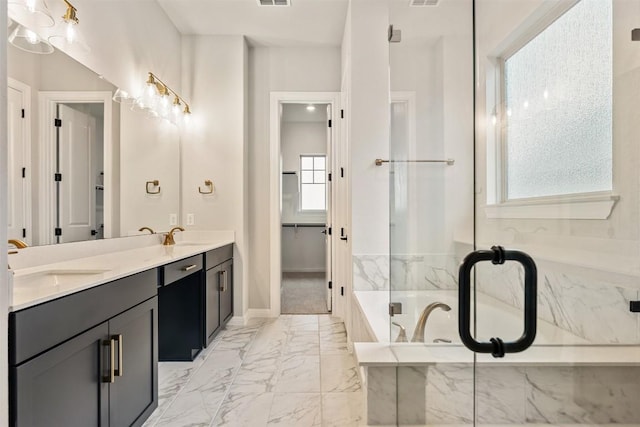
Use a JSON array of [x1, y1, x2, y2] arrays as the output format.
[[504, 0, 612, 200], [300, 155, 326, 210]]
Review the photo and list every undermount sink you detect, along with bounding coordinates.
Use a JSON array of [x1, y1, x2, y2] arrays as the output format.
[[13, 269, 111, 289]]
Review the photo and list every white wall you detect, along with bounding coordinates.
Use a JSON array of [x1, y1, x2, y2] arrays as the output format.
[[282, 228, 326, 273], [119, 111, 180, 235], [248, 46, 341, 309], [180, 35, 249, 318], [348, 0, 390, 256]]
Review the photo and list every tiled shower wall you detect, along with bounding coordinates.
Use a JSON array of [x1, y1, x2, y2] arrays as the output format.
[[352, 253, 640, 344]]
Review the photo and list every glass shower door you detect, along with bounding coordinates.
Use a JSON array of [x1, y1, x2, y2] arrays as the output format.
[[469, 0, 640, 424], [388, 0, 475, 425], [389, 0, 640, 425]]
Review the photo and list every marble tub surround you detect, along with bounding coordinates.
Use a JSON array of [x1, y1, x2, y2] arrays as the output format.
[[9, 230, 234, 311], [144, 315, 365, 427], [355, 342, 640, 425], [353, 253, 460, 292]]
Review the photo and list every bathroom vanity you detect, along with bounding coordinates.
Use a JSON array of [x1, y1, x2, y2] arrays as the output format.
[[7, 234, 234, 427]]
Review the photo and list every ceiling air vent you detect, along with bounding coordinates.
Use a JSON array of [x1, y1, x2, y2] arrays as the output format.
[[257, 0, 290, 6], [409, 0, 439, 6]]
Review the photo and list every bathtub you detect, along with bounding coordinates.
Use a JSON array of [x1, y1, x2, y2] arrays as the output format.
[[352, 290, 640, 425], [354, 289, 589, 345]]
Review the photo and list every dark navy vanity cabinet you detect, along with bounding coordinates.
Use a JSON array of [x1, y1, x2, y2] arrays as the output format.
[[9, 269, 159, 427], [204, 244, 234, 346], [9, 244, 234, 426]]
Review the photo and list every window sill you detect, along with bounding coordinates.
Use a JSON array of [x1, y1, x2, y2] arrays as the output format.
[[485, 192, 619, 220]]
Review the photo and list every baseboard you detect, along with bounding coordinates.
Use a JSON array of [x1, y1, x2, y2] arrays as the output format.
[[245, 308, 277, 322], [282, 268, 327, 274]]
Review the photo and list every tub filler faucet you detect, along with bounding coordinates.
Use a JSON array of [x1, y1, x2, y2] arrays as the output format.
[[411, 302, 451, 343]]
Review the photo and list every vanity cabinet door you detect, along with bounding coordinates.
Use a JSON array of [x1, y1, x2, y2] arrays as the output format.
[[12, 322, 109, 427], [219, 260, 233, 325], [108, 297, 158, 427], [205, 266, 221, 346]]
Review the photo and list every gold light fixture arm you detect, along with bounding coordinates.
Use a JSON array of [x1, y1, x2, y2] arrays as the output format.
[[62, 0, 79, 24], [146, 72, 191, 115]]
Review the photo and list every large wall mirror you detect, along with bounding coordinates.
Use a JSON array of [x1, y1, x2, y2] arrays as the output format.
[[7, 17, 180, 246]]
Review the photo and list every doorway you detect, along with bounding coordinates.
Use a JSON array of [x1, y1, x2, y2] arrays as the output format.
[[280, 103, 331, 314], [39, 91, 113, 245], [269, 92, 340, 317]]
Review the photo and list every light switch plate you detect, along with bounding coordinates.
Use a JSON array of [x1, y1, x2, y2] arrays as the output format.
[[169, 214, 178, 225], [186, 214, 195, 226]]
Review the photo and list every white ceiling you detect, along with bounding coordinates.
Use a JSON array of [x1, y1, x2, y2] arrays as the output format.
[[282, 103, 328, 122], [156, 0, 349, 47]]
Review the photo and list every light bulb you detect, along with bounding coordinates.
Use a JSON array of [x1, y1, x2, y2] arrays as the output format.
[[26, 29, 38, 44], [65, 21, 76, 43], [306, 104, 316, 112]]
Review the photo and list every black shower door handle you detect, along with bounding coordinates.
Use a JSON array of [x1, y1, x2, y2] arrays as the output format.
[[458, 246, 537, 358]]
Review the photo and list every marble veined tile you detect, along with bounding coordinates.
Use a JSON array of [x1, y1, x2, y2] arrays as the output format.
[[289, 314, 319, 332], [320, 354, 361, 392], [525, 366, 640, 424], [267, 393, 322, 426], [320, 322, 349, 354], [322, 392, 365, 427], [284, 331, 319, 356], [425, 363, 473, 425], [476, 366, 526, 424], [211, 390, 274, 427], [274, 354, 321, 393], [365, 366, 397, 425], [154, 365, 236, 427], [353, 255, 389, 291], [318, 315, 343, 327], [232, 349, 282, 393]]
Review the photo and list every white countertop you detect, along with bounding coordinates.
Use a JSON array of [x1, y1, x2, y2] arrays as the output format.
[[9, 232, 234, 312]]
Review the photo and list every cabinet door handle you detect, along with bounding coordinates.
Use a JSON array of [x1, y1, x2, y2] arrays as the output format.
[[182, 264, 197, 272], [219, 270, 227, 292], [114, 334, 123, 377], [103, 338, 115, 383]]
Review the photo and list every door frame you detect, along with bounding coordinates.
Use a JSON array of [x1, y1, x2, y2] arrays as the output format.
[[38, 91, 113, 245], [8, 78, 32, 245], [269, 91, 341, 317]]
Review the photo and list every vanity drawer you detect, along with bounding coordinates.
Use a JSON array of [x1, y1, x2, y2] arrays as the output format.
[[205, 244, 233, 270], [163, 255, 203, 285]]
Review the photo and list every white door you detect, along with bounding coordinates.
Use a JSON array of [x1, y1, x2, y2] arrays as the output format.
[[57, 104, 96, 243], [7, 85, 27, 243], [325, 104, 333, 312]]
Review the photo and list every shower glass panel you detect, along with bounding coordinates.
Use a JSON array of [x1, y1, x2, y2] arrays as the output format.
[[472, 0, 640, 424], [388, 0, 475, 424], [389, 0, 640, 425]]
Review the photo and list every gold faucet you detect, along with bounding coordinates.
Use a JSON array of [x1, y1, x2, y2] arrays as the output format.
[[138, 227, 155, 234], [163, 226, 185, 246], [8, 239, 28, 249]]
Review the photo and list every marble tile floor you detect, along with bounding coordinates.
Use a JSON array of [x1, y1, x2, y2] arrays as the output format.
[[143, 315, 365, 427]]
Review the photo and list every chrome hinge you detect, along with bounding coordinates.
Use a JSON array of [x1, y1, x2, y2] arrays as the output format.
[[389, 302, 402, 317]]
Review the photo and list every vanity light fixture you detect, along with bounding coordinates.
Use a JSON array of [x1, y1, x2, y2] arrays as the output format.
[[127, 72, 192, 126], [8, 0, 55, 28], [8, 23, 54, 54], [48, 0, 90, 53]]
